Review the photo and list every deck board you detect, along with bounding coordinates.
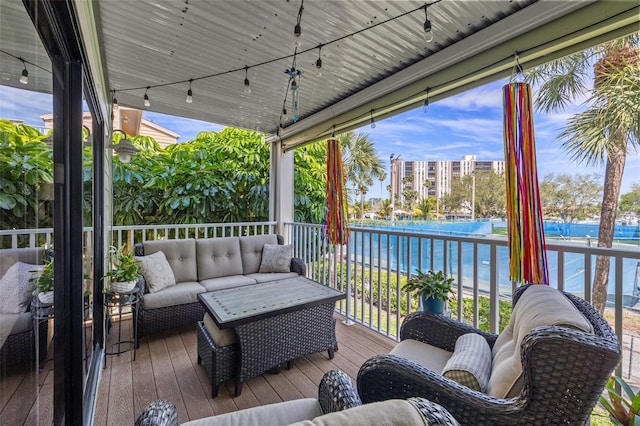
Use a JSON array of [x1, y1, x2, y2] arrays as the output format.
[[0, 313, 396, 424]]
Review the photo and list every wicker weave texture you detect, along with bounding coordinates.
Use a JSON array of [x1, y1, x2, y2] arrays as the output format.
[[134, 400, 178, 426], [235, 303, 337, 382], [358, 284, 621, 425], [317, 369, 362, 413], [196, 321, 239, 397], [135, 299, 205, 344], [1, 320, 48, 370], [408, 397, 460, 425]]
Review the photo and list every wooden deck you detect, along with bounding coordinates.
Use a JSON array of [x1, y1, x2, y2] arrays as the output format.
[[0, 314, 396, 425]]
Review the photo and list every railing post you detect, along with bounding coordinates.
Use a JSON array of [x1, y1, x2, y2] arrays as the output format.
[[343, 234, 354, 326], [489, 244, 499, 333]]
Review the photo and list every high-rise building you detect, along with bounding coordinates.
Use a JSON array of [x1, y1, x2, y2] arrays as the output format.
[[391, 155, 505, 204]]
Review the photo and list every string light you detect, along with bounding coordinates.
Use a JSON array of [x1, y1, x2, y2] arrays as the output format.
[[293, 0, 304, 47], [370, 111, 376, 129], [143, 87, 151, 107], [282, 107, 288, 121], [186, 79, 193, 103], [315, 45, 323, 77], [243, 66, 251, 94], [19, 60, 28, 85], [112, 91, 119, 110], [423, 87, 429, 113], [423, 6, 434, 43]]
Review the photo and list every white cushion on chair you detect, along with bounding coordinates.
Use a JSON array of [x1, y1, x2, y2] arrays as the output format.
[[203, 313, 236, 347], [390, 338, 452, 373], [487, 285, 593, 398], [182, 398, 322, 426], [442, 333, 492, 392]]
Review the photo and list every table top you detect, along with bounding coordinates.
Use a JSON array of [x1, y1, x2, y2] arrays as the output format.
[[198, 276, 345, 329]]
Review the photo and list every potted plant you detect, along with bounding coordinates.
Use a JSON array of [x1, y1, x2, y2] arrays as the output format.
[[105, 245, 140, 293], [402, 269, 454, 314], [32, 257, 55, 304]]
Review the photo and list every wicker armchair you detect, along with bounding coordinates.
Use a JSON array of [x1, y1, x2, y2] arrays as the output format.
[[357, 284, 621, 425], [136, 370, 460, 425]]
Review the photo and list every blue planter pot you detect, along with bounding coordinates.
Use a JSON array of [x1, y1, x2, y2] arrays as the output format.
[[421, 296, 445, 314]]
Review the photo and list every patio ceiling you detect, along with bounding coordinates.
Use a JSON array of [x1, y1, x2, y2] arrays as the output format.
[[2, 0, 638, 149]]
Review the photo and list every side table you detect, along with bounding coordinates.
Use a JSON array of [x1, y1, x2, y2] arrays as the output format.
[[104, 284, 140, 363]]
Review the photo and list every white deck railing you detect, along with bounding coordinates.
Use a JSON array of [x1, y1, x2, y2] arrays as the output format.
[[2, 221, 638, 381]]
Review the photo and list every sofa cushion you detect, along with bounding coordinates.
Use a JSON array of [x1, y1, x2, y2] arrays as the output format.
[[141, 282, 205, 309], [142, 239, 197, 283], [0, 248, 43, 278], [246, 272, 298, 283], [390, 338, 452, 373], [203, 313, 236, 346], [487, 285, 594, 398], [289, 399, 427, 426], [196, 237, 243, 280], [259, 244, 292, 273], [0, 261, 41, 314], [442, 333, 492, 392], [135, 251, 176, 293], [182, 398, 322, 426], [239, 234, 278, 275], [200, 275, 257, 292]]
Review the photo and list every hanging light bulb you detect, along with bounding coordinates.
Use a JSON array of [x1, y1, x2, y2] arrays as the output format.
[[112, 92, 119, 110], [19, 62, 29, 85], [143, 87, 151, 107], [423, 6, 434, 43], [293, 0, 304, 47], [282, 107, 288, 121], [243, 67, 251, 94], [423, 88, 430, 113], [370, 111, 376, 129], [186, 79, 193, 103], [315, 45, 323, 77]]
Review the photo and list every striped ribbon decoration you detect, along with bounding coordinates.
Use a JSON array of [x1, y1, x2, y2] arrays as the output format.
[[502, 82, 549, 285], [323, 139, 350, 245]]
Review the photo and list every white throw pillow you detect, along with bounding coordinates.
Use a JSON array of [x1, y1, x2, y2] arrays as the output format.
[[0, 262, 42, 314], [135, 251, 176, 293], [442, 333, 492, 392], [258, 244, 292, 273]]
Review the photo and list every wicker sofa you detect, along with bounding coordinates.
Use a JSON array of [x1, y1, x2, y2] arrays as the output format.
[[0, 247, 49, 369], [133, 234, 305, 345], [135, 369, 460, 426], [357, 284, 621, 425]]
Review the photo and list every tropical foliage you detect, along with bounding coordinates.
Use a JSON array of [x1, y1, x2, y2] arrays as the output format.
[[527, 33, 640, 312], [0, 122, 328, 237], [598, 375, 639, 426], [540, 173, 602, 221]]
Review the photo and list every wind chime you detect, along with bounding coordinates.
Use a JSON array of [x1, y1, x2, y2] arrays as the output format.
[[502, 57, 549, 285]]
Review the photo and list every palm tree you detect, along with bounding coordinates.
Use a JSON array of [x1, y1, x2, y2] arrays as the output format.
[[527, 34, 639, 312], [415, 197, 436, 219], [337, 131, 385, 219]]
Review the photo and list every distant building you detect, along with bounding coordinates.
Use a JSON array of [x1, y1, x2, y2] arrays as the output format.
[[41, 107, 179, 148], [391, 155, 505, 204]]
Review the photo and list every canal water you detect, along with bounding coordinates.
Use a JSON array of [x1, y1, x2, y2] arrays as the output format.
[[353, 221, 640, 307]]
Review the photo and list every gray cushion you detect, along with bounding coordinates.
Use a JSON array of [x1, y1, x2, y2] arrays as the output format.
[[0, 311, 32, 335], [390, 338, 452, 373], [200, 275, 257, 291], [181, 398, 322, 426], [259, 244, 292, 273], [196, 237, 243, 280], [0, 248, 43, 278], [442, 333, 492, 392], [239, 235, 278, 275], [0, 261, 41, 314], [488, 284, 594, 398], [203, 314, 236, 346], [289, 399, 426, 426], [246, 272, 298, 283], [142, 239, 197, 283], [135, 251, 176, 293], [141, 282, 206, 309]]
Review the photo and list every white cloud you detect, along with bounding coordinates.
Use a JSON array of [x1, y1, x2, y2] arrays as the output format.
[[437, 83, 504, 111]]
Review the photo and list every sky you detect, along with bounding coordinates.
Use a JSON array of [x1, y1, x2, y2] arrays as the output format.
[[1, 80, 639, 200]]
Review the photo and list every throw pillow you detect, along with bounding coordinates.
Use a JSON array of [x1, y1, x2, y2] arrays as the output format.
[[0, 262, 42, 314], [258, 244, 292, 273], [442, 333, 492, 392], [135, 251, 176, 293]]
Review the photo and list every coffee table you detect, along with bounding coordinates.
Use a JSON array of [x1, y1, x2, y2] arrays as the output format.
[[198, 276, 345, 396]]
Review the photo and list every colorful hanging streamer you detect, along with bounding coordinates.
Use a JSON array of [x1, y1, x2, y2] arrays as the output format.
[[503, 82, 549, 285], [323, 139, 350, 245]]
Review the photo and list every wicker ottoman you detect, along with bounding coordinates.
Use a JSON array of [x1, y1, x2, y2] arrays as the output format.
[[196, 321, 239, 397]]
